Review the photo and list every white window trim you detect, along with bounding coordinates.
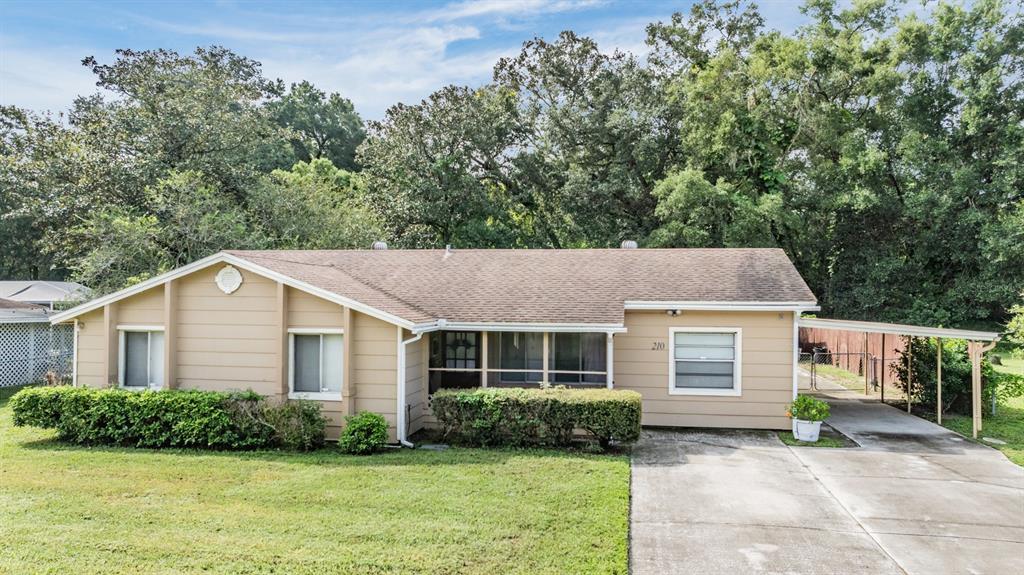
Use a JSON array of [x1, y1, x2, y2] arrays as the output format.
[[668, 327, 742, 397], [288, 329, 344, 400], [118, 327, 165, 390]]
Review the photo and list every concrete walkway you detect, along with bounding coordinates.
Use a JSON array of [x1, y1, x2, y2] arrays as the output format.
[[630, 387, 1024, 574]]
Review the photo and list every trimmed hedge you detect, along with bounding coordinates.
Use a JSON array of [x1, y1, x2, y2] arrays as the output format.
[[430, 387, 642, 449], [9, 386, 327, 451]]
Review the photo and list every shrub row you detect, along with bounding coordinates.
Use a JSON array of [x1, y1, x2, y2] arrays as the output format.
[[10, 386, 326, 451], [430, 387, 642, 449]]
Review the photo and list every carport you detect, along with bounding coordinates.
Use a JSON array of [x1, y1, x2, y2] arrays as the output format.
[[798, 318, 1001, 438]]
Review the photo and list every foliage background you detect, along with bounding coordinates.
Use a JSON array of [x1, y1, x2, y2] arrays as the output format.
[[2, 0, 1022, 328]]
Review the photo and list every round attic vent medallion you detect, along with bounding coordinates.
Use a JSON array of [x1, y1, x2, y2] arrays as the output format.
[[215, 265, 243, 294]]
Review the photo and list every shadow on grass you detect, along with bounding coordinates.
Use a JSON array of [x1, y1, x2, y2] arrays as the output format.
[[13, 432, 628, 469]]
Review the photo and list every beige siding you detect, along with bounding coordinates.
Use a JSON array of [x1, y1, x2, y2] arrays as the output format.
[[75, 309, 107, 387], [615, 310, 795, 430], [115, 286, 164, 325], [176, 267, 279, 396], [405, 334, 426, 434], [353, 312, 398, 441], [285, 287, 348, 438]]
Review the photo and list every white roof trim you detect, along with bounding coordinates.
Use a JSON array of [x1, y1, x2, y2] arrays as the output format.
[[625, 300, 819, 312], [49, 252, 416, 329], [799, 317, 1000, 342], [413, 321, 627, 334]]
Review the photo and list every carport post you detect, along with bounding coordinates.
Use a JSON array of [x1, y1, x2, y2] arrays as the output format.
[[936, 340, 942, 425], [968, 340, 998, 438]]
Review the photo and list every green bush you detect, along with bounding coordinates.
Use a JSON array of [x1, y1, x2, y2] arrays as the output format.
[[430, 387, 642, 449], [260, 400, 328, 451], [787, 394, 830, 421], [892, 337, 1024, 413], [338, 411, 388, 455], [9, 386, 327, 451]]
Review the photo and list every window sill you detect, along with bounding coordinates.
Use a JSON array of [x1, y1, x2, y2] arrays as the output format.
[[669, 388, 741, 397], [119, 384, 162, 392], [289, 392, 342, 401]]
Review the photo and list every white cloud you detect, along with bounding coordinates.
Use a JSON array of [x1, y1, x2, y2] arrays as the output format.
[[0, 39, 97, 114], [429, 0, 606, 22]]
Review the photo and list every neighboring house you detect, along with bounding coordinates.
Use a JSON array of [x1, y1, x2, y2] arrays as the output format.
[[1, 299, 74, 387], [49, 247, 819, 442], [0, 280, 89, 310]]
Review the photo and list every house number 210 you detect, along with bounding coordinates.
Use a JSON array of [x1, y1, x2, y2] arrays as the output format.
[[651, 341, 666, 351]]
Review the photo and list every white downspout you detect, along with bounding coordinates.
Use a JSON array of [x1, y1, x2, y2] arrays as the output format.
[[792, 312, 800, 400], [606, 332, 614, 389], [396, 327, 424, 448]]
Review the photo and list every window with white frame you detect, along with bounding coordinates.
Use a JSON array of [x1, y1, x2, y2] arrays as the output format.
[[289, 330, 344, 399], [669, 328, 741, 396], [119, 327, 164, 389]]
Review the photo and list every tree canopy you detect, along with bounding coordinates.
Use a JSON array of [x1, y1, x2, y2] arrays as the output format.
[[1, 0, 1021, 329]]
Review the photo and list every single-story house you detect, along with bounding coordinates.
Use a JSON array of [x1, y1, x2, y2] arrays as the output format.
[[49, 247, 819, 443]]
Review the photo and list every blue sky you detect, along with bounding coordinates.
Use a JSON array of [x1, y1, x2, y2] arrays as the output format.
[[0, 0, 808, 120]]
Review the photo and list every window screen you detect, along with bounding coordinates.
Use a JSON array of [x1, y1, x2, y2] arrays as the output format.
[[293, 334, 321, 392], [550, 333, 607, 385], [488, 332, 543, 384], [123, 331, 150, 387], [321, 334, 344, 393], [673, 332, 737, 390]]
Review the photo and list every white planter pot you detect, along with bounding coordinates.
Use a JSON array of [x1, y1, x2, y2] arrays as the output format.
[[793, 419, 822, 442]]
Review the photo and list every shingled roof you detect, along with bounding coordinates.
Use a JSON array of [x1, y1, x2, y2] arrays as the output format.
[[226, 248, 816, 326]]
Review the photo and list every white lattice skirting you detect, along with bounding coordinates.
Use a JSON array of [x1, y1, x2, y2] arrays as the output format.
[[0, 323, 74, 387]]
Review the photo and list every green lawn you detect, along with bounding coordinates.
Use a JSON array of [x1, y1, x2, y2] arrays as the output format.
[[0, 399, 629, 574], [939, 394, 1024, 467], [777, 431, 849, 448]]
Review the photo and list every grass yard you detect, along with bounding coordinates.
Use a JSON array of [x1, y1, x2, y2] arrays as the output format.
[[777, 432, 849, 448], [0, 398, 629, 574], [812, 364, 875, 394], [938, 394, 1024, 467]]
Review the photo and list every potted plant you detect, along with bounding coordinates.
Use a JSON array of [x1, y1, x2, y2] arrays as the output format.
[[786, 395, 830, 442]]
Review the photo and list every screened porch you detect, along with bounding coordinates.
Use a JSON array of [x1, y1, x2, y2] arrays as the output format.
[[427, 330, 614, 394]]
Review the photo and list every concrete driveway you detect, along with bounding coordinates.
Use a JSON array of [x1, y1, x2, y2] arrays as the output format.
[[630, 393, 1024, 574]]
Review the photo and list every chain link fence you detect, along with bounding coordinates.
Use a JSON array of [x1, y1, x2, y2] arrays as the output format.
[[0, 322, 74, 387]]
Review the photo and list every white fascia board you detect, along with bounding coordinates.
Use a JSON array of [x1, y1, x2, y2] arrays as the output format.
[[413, 321, 627, 334], [50, 252, 417, 329], [798, 317, 1000, 342], [50, 252, 227, 324], [625, 301, 820, 312]]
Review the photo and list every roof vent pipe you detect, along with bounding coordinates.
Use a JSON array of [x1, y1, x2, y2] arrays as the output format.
[[371, 241, 388, 250], [620, 240, 638, 249]]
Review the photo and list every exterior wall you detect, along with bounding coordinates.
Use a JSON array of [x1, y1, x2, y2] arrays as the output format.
[[66, 264, 401, 442], [75, 309, 106, 387], [352, 312, 399, 441], [405, 334, 427, 435], [176, 268, 280, 396], [614, 310, 795, 430], [287, 287, 347, 439]]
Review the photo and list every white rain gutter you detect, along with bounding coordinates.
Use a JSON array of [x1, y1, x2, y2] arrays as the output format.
[[396, 328, 424, 448], [625, 301, 820, 312]]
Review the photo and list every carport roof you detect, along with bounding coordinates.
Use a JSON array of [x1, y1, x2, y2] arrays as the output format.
[[798, 317, 1000, 341]]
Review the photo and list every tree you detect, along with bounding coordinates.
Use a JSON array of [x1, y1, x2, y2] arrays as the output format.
[[248, 158, 381, 249], [358, 85, 519, 247], [269, 81, 365, 171], [70, 171, 260, 293]]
